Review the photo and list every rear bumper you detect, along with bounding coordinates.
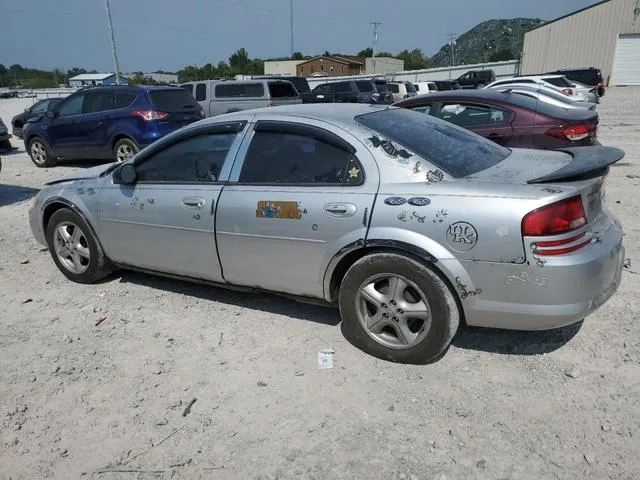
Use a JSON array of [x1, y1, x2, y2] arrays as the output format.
[[459, 216, 624, 330]]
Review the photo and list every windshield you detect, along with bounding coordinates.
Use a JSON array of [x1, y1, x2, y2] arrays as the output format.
[[355, 108, 510, 177]]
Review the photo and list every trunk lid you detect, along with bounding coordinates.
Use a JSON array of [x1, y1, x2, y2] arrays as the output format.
[[469, 146, 624, 222]]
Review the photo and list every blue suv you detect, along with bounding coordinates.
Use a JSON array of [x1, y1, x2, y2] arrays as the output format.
[[23, 85, 204, 168]]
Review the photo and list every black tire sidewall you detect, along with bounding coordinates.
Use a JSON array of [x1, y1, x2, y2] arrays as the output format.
[[113, 138, 139, 162], [45, 208, 107, 284], [28, 137, 54, 168], [339, 253, 459, 364]]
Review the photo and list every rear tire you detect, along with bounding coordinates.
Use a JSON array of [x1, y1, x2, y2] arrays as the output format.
[[45, 208, 111, 284], [113, 138, 139, 163], [338, 253, 460, 364], [28, 137, 55, 167], [0, 139, 11, 151]]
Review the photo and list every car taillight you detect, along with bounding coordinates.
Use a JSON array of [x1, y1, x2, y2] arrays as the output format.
[[545, 123, 593, 141], [522, 195, 587, 236], [561, 88, 573, 95], [132, 110, 169, 121]]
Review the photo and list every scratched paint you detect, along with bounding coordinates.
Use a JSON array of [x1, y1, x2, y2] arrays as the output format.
[[433, 209, 448, 223], [504, 272, 549, 287], [397, 210, 426, 223], [413, 161, 422, 173], [256, 201, 302, 219], [455, 277, 482, 299], [496, 226, 509, 238]]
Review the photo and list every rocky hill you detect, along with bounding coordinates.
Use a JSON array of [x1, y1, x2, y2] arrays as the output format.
[[430, 18, 546, 67]]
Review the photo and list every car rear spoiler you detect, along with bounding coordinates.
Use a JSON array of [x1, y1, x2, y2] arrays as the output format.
[[527, 146, 625, 184]]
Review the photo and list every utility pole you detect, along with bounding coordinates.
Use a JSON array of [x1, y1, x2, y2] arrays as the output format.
[[105, 0, 122, 84], [447, 33, 456, 79], [290, 0, 294, 57], [371, 22, 382, 73]]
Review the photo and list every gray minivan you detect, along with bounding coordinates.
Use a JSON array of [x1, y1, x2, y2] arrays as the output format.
[[180, 79, 302, 117]]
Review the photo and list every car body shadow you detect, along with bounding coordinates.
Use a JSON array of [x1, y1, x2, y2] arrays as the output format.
[[452, 321, 583, 355], [0, 184, 40, 208], [113, 271, 341, 326], [56, 158, 114, 169]]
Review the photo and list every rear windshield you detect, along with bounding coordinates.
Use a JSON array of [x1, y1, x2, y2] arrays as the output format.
[[268, 81, 299, 98], [543, 76, 574, 88], [355, 108, 510, 177], [355, 81, 374, 93], [215, 83, 265, 98], [404, 82, 417, 93], [559, 70, 601, 86], [287, 78, 310, 93], [147, 89, 199, 110]]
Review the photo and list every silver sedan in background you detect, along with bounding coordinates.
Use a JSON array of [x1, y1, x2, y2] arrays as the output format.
[[489, 83, 598, 110], [29, 104, 625, 364]]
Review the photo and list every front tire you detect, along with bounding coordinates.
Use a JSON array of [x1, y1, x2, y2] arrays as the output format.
[[113, 138, 139, 163], [28, 137, 55, 167], [339, 253, 460, 364], [46, 208, 111, 284]]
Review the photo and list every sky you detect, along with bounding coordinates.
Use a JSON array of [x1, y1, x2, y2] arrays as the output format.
[[1, 0, 597, 73]]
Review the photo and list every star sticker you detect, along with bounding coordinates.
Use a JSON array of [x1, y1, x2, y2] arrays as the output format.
[[348, 167, 360, 178]]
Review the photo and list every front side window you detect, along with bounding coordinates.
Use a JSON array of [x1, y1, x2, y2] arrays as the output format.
[[239, 131, 363, 185], [411, 105, 432, 115], [135, 132, 237, 183], [57, 94, 85, 117], [313, 84, 331, 94], [195, 83, 207, 101], [543, 76, 573, 88], [438, 103, 509, 127], [83, 92, 114, 113], [268, 82, 298, 98], [30, 100, 48, 113]]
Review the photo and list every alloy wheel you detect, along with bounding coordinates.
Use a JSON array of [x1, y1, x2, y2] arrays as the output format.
[[53, 222, 90, 274]]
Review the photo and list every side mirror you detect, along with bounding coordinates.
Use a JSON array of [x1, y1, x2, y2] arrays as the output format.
[[115, 163, 137, 185], [46, 110, 57, 118]]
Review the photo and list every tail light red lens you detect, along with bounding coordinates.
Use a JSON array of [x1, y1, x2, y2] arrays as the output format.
[[545, 123, 593, 141], [522, 195, 587, 236], [131, 110, 169, 121]]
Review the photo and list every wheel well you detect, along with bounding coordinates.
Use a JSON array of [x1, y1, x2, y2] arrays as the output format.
[[111, 134, 135, 150], [42, 202, 69, 232], [328, 246, 467, 326]]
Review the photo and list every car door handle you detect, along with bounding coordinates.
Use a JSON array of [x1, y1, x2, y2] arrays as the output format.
[[324, 203, 357, 217], [181, 197, 205, 210]]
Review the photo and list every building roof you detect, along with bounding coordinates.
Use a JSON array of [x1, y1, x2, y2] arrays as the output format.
[[69, 73, 115, 81], [526, 0, 610, 33], [297, 55, 365, 66]]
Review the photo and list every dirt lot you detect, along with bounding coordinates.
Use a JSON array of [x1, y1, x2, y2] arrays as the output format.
[[1, 90, 639, 480]]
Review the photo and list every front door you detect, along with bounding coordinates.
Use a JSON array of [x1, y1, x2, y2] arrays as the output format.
[[97, 128, 244, 282], [216, 118, 378, 299], [47, 92, 88, 158]]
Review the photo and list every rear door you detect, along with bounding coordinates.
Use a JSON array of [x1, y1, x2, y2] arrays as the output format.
[[97, 121, 247, 280], [82, 90, 117, 159], [215, 116, 379, 299]]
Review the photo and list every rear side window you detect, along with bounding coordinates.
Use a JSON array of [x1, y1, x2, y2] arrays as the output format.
[[214, 83, 265, 98], [356, 81, 374, 93], [389, 84, 400, 93], [239, 131, 363, 185], [115, 92, 137, 109], [334, 82, 351, 93], [147, 89, 199, 110], [355, 108, 510, 177], [438, 103, 511, 127], [83, 92, 114, 113], [413, 84, 420, 91], [195, 83, 207, 101], [405, 82, 416, 93], [268, 82, 298, 98]]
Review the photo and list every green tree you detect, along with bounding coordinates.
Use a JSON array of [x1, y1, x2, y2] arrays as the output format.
[[0, 64, 6, 87], [291, 52, 304, 60], [229, 48, 250, 73], [396, 49, 430, 70], [358, 48, 373, 57], [129, 72, 146, 84], [488, 48, 515, 62]]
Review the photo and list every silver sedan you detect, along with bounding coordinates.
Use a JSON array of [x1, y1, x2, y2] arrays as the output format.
[[29, 104, 625, 364]]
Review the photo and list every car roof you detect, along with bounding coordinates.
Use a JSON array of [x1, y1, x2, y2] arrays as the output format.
[[395, 89, 517, 105]]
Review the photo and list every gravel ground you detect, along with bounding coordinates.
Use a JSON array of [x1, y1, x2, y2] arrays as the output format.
[[1, 89, 639, 480]]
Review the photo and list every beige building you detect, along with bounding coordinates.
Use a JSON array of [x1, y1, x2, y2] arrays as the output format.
[[365, 57, 405, 75], [522, 0, 640, 85], [263, 60, 305, 76]]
